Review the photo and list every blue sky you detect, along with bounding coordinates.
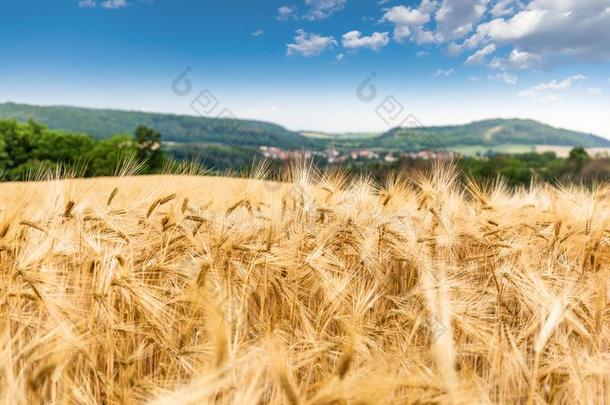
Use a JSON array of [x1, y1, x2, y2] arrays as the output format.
[[1, 0, 609, 136]]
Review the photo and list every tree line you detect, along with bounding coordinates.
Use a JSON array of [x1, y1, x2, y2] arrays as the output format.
[[0, 119, 165, 180], [341, 147, 610, 186], [2, 118, 610, 186]]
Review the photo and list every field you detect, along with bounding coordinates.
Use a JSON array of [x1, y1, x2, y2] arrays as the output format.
[[534, 145, 610, 159], [448, 144, 537, 156], [300, 131, 383, 140], [445, 144, 610, 157], [1, 166, 609, 404]]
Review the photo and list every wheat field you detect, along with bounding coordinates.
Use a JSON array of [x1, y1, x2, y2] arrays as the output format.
[[0, 164, 609, 404]]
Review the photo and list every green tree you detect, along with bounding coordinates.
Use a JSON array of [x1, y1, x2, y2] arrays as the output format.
[[0, 119, 35, 169], [134, 125, 164, 173], [87, 135, 137, 176], [34, 130, 95, 164], [566, 147, 590, 176]]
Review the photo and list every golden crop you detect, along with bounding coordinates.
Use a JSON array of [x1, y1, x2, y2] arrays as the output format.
[[0, 165, 608, 404]]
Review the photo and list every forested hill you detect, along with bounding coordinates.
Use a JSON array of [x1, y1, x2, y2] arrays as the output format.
[[370, 119, 610, 150], [1, 102, 607, 151], [0, 102, 320, 149]]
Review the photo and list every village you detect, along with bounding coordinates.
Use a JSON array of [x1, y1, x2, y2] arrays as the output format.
[[259, 145, 458, 164]]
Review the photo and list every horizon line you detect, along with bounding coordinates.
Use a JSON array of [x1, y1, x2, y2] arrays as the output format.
[[0, 99, 603, 139]]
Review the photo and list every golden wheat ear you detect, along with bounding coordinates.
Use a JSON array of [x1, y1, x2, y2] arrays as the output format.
[[113, 152, 147, 177], [2, 161, 609, 404], [281, 154, 319, 186]]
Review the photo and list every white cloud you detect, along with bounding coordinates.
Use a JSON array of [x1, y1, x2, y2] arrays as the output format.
[[286, 29, 337, 57], [383, 1, 610, 68], [491, 0, 521, 17], [432, 68, 454, 77], [304, 0, 346, 21], [101, 0, 128, 9], [252, 30, 264, 37], [457, 1, 610, 65], [446, 32, 484, 55], [435, 0, 490, 41], [489, 49, 542, 70], [79, 0, 96, 7], [382, 4, 434, 42], [411, 29, 443, 44], [336, 53, 345, 62], [342, 31, 390, 51], [277, 1, 346, 21], [79, 0, 155, 9], [586, 87, 602, 95], [418, 0, 440, 15], [379, 0, 491, 50], [490, 72, 518, 84], [383, 5, 430, 26], [519, 75, 587, 98], [277, 5, 298, 21], [392, 26, 412, 42], [79, 0, 129, 8], [464, 43, 496, 65]]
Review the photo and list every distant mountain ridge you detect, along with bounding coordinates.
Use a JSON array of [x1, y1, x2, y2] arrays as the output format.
[[0, 102, 318, 150], [372, 119, 610, 150], [1, 102, 607, 151]]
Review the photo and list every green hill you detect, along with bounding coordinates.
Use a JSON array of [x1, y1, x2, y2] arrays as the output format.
[[1, 103, 607, 152], [0, 102, 320, 150], [369, 119, 610, 151]]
